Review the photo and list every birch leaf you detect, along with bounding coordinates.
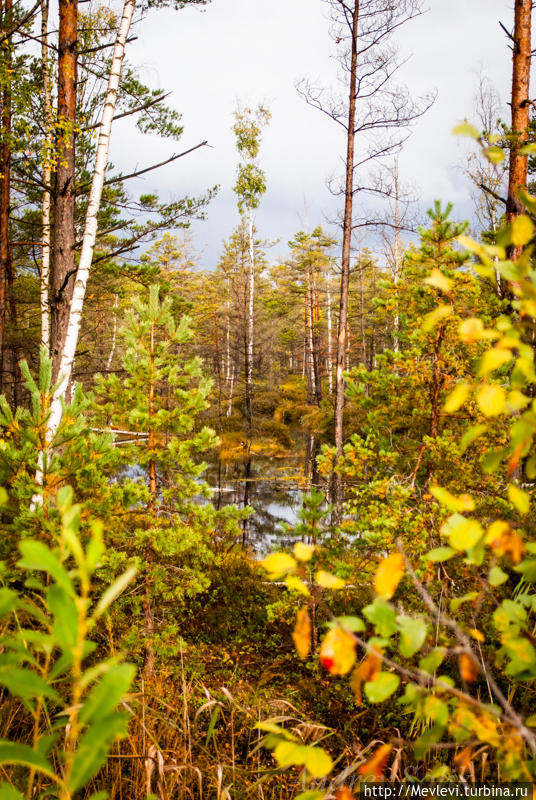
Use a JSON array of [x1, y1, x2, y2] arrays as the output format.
[[292, 608, 311, 659], [374, 553, 404, 599]]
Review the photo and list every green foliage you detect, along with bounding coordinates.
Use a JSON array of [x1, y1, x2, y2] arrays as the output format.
[[0, 486, 136, 798]]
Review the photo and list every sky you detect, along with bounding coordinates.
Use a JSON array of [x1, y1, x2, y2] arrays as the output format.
[[109, 0, 514, 269]]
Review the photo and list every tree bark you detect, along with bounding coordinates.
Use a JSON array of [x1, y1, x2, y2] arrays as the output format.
[[51, 0, 78, 380], [245, 207, 254, 437], [506, 0, 532, 258], [41, 0, 52, 351], [0, 0, 12, 394], [44, 0, 136, 447], [333, 0, 359, 517]]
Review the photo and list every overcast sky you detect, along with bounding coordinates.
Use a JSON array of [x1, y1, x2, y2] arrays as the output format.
[[110, 0, 514, 269]]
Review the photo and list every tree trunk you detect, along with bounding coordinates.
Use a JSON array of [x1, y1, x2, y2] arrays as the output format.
[[144, 314, 156, 680], [43, 0, 135, 446], [41, 0, 52, 350], [51, 0, 78, 380], [0, 0, 12, 394], [326, 272, 333, 395], [506, 0, 532, 259], [245, 207, 254, 436], [333, 0, 358, 518]]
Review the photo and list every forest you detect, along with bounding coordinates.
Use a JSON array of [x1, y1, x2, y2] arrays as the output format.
[[0, 0, 536, 797]]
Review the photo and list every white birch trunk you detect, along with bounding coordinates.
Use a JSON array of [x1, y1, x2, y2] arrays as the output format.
[[106, 293, 119, 370], [225, 278, 231, 383], [392, 159, 401, 354], [40, 0, 52, 350], [246, 206, 254, 416], [36, 0, 135, 495], [326, 271, 333, 395], [307, 274, 315, 399], [227, 364, 235, 416]]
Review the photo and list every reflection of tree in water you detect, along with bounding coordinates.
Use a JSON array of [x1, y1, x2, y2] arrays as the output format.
[[205, 435, 327, 550]]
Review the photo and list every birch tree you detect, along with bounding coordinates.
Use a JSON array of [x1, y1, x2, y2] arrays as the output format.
[[41, 0, 136, 461], [232, 104, 270, 437]]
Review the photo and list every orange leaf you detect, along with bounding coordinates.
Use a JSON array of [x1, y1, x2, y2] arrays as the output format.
[[454, 745, 474, 773], [320, 628, 356, 675], [459, 653, 479, 683], [292, 608, 311, 660], [487, 522, 525, 564], [374, 553, 404, 599], [358, 743, 392, 779], [335, 789, 355, 800], [351, 646, 382, 704]]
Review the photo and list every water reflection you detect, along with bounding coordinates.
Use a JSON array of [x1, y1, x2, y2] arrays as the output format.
[[205, 435, 326, 552]]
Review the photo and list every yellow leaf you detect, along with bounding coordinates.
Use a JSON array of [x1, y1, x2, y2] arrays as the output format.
[[294, 542, 315, 561], [511, 214, 534, 247], [478, 348, 512, 376], [448, 518, 484, 551], [443, 382, 471, 413], [374, 552, 404, 599], [425, 268, 452, 292], [508, 484, 530, 515], [430, 486, 475, 512], [315, 570, 345, 590], [423, 304, 452, 332], [319, 628, 356, 675], [292, 608, 311, 659], [458, 317, 487, 343], [468, 628, 485, 643], [285, 575, 310, 596], [259, 552, 296, 575], [477, 384, 505, 417]]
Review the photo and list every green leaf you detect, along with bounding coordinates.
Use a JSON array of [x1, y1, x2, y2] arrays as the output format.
[[397, 616, 428, 658], [331, 615, 365, 632], [364, 672, 400, 703], [0, 668, 60, 703], [0, 741, 54, 778], [450, 592, 479, 613], [483, 145, 505, 164], [68, 714, 130, 792], [80, 664, 136, 724], [426, 547, 456, 562], [489, 566, 509, 586], [0, 784, 25, 800], [363, 598, 397, 637], [93, 567, 137, 620], [0, 588, 18, 618], [452, 122, 480, 139], [47, 585, 78, 652], [18, 541, 74, 596], [460, 424, 487, 453], [419, 648, 446, 675], [295, 792, 326, 800]]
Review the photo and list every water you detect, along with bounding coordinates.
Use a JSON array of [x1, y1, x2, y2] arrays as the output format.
[[204, 435, 325, 552]]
